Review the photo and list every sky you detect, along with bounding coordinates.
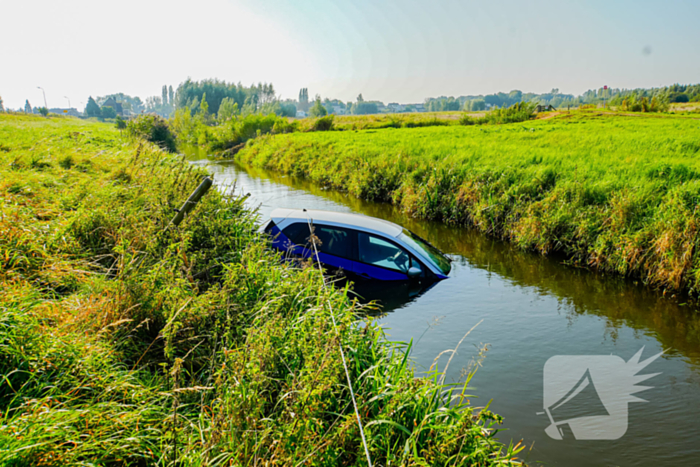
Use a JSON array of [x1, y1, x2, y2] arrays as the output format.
[[2, 0, 699, 110]]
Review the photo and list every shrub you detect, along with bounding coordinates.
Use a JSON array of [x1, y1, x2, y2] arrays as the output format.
[[115, 115, 127, 130], [272, 118, 299, 134], [311, 115, 334, 131], [126, 114, 177, 152], [403, 118, 449, 128], [38, 107, 49, 117], [459, 114, 479, 125], [621, 95, 669, 113], [483, 102, 535, 124], [309, 98, 328, 117], [101, 106, 117, 119]]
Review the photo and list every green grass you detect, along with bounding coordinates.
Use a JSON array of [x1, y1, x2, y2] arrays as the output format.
[[0, 113, 519, 466], [238, 110, 700, 294], [300, 111, 477, 131]]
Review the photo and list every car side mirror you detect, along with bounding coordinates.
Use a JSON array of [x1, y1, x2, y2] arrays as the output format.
[[408, 267, 421, 278]]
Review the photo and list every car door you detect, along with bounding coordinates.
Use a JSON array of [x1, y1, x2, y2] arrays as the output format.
[[280, 222, 357, 275], [354, 232, 423, 281]]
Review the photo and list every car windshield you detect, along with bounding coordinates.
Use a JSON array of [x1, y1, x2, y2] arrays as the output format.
[[398, 229, 451, 275]]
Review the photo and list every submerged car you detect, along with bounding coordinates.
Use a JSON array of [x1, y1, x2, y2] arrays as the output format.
[[261, 208, 451, 281]]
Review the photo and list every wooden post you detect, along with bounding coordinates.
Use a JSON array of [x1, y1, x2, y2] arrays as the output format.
[[170, 176, 213, 227]]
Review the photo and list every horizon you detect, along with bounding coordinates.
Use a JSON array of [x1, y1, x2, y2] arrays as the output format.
[[2, 0, 700, 110]]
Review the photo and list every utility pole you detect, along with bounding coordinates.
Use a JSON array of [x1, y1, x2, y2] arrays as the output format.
[[37, 86, 48, 109]]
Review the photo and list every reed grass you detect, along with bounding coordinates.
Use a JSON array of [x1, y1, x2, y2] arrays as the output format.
[[237, 110, 700, 294], [0, 113, 520, 465]]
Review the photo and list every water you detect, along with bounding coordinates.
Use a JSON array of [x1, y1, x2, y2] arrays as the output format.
[[188, 154, 700, 466]]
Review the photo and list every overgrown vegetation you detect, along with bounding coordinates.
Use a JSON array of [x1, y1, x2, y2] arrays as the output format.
[[238, 110, 700, 294], [620, 95, 669, 113], [459, 102, 535, 125], [0, 113, 520, 465], [127, 113, 177, 152]]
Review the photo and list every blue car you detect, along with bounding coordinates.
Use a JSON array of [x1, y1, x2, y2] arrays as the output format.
[[261, 208, 451, 281]]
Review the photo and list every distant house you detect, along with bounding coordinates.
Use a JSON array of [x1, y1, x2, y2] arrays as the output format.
[[414, 104, 426, 112], [296, 110, 307, 118], [388, 103, 404, 113], [332, 105, 346, 115], [101, 97, 124, 115]]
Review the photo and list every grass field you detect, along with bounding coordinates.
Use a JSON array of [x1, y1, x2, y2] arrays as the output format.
[[0, 113, 519, 466], [238, 110, 700, 294]]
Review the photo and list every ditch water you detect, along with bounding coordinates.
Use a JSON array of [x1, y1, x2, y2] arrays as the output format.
[[187, 153, 700, 466]]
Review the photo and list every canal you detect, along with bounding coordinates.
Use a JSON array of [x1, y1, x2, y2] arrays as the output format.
[[188, 154, 700, 466]]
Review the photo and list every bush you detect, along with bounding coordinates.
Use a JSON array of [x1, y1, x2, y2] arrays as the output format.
[[311, 115, 334, 131], [485, 101, 535, 124], [115, 115, 127, 130], [38, 107, 49, 117], [272, 118, 299, 134], [459, 114, 479, 125], [621, 95, 669, 113], [126, 114, 177, 152], [101, 106, 117, 119], [309, 98, 328, 117], [403, 118, 449, 128], [671, 93, 690, 103]]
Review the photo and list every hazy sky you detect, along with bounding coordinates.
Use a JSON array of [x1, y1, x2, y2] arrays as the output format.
[[2, 0, 699, 109]]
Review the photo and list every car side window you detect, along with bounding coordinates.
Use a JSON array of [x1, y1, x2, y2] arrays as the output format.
[[281, 222, 309, 247], [282, 223, 354, 259], [358, 233, 410, 273], [314, 225, 354, 259]]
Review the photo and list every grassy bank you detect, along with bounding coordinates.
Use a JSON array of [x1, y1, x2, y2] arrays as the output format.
[[0, 113, 519, 465], [238, 110, 700, 294]]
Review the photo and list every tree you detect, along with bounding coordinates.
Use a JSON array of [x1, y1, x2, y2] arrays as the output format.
[[146, 96, 162, 111], [217, 97, 239, 122], [85, 97, 101, 117], [279, 102, 297, 117], [309, 97, 327, 117], [25, 100, 32, 113], [101, 106, 117, 119], [162, 85, 168, 106], [176, 78, 258, 115], [38, 107, 49, 117], [508, 90, 522, 104], [0, 95, 4, 112], [357, 93, 364, 103], [188, 96, 200, 113], [465, 99, 486, 111], [168, 85, 174, 106], [352, 101, 378, 115], [298, 88, 309, 112], [198, 92, 212, 124]]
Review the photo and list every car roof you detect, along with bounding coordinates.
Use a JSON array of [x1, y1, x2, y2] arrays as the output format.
[[270, 208, 403, 237]]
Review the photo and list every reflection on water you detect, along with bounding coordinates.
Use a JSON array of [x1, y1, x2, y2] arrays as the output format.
[[188, 154, 700, 467]]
